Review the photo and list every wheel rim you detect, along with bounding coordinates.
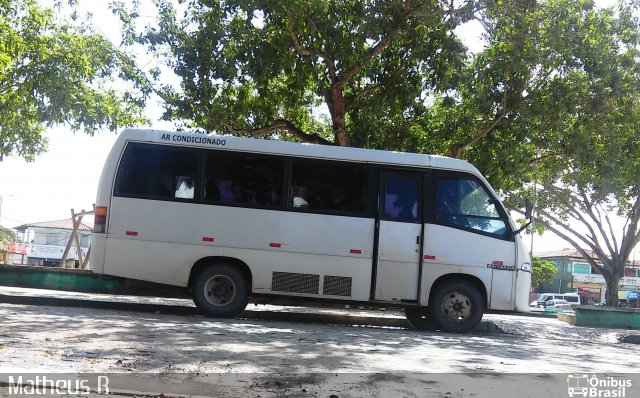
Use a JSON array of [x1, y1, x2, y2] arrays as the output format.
[[203, 274, 236, 306], [440, 290, 472, 323]]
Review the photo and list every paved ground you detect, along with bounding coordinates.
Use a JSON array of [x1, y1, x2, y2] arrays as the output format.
[[0, 286, 638, 397]]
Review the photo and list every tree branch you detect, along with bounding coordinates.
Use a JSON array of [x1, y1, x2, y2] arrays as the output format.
[[528, 152, 562, 166], [347, 84, 382, 110], [340, 34, 394, 86], [286, 10, 327, 59], [472, 13, 491, 32], [338, 3, 425, 86], [285, 9, 337, 82], [620, 200, 640, 258], [538, 209, 600, 254], [551, 188, 602, 250], [222, 119, 333, 145], [602, 207, 620, 254], [577, 186, 617, 257], [448, 88, 507, 158], [113, 50, 171, 104], [533, 215, 606, 275]]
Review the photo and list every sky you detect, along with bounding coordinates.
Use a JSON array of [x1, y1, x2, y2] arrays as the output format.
[[0, 0, 620, 255], [0, 0, 172, 228]]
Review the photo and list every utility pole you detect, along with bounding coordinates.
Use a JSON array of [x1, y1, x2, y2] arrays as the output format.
[[530, 182, 537, 259], [0, 194, 14, 226]]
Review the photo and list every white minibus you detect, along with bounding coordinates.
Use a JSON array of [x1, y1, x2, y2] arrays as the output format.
[[533, 293, 581, 307], [91, 129, 532, 333]]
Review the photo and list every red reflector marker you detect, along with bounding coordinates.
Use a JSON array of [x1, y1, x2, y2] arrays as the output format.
[[350, 249, 362, 254], [424, 255, 436, 260], [202, 237, 214, 242], [269, 242, 282, 248], [126, 231, 138, 236]]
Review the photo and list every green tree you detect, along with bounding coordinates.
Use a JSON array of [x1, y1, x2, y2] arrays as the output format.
[[112, 0, 472, 148], [418, 0, 640, 307], [0, 0, 148, 160], [0, 225, 15, 252], [531, 256, 557, 287], [496, 0, 640, 308], [115, 0, 640, 307]]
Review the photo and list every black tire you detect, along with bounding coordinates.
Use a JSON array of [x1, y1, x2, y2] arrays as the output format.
[[192, 264, 248, 318], [428, 280, 484, 333], [405, 307, 435, 331]]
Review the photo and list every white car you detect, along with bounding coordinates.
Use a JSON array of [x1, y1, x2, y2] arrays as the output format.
[[544, 299, 573, 312]]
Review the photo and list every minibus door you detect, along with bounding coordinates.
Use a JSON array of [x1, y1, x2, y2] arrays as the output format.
[[373, 172, 422, 302]]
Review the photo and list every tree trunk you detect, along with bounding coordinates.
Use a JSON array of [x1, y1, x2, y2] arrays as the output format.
[[604, 270, 621, 308], [327, 84, 349, 146]]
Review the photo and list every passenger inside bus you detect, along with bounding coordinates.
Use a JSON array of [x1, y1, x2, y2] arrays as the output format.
[[174, 176, 195, 199], [291, 186, 309, 208], [384, 177, 418, 221]]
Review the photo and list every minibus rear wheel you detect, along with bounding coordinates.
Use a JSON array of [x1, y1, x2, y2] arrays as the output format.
[[192, 263, 248, 318], [428, 280, 484, 333]]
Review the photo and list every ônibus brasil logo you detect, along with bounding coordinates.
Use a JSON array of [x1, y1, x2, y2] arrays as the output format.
[[567, 374, 632, 398]]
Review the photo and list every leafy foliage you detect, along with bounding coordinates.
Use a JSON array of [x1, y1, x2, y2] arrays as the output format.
[[531, 256, 557, 287], [418, 0, 640, 307], [0, 0, 148, 160], [113, 0, 640, 307], [0, 225, 16, 251], [112, 0, 471, 147]]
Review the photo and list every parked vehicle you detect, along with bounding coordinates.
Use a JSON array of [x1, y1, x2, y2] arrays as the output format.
[[532, 293, 581, 308], [543, 299, 573, 312], [91, 128, 534, 334]]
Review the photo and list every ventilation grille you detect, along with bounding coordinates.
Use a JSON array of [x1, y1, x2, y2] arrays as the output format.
[[272, 271, 319, 294], [323, 275, 352, 297]]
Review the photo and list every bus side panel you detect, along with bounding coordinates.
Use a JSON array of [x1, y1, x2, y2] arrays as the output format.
[[103, 197, 374, 299], [104, 238, 223, 286], [420, 262, 463, 306], [514, 235, 532, 312], [223, 249, 373, 301], [91, 234, 107, 274], [91, 134, 127, 274], [421, 224, 515, 310]]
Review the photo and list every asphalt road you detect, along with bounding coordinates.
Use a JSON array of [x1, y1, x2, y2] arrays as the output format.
[[0, 286, 638, 397]]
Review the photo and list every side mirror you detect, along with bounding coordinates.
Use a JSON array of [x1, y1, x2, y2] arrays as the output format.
[[525, 198, 534, 221]]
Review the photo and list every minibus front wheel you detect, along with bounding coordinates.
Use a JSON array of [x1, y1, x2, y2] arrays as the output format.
[[428, 280, 484, 333], [192, 263, 249, 318]]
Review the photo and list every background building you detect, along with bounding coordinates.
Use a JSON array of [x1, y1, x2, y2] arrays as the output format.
[[536, 249, 640, 306], [13, 219, 92, 267]]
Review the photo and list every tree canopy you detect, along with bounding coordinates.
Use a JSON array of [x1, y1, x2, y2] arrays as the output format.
[[113, 0, 473, 148], [0, 224, 15, 246], [0, 0, 147, 160], [424, 0, 640, 306], [113, 0, 640, 307], [3, 0, 634, 307]]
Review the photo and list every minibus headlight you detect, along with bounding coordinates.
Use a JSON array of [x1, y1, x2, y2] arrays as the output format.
[[520, 262, 531, 272]]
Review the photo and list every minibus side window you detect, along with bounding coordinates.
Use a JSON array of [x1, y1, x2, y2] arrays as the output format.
[[203, 152, 284, 208], [289, 159, 368, 215], [115, 144, 199, 201]]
